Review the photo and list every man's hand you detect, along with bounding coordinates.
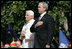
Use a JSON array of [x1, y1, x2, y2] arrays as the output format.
[[46, 45, 50, 48], [25, 38, 34, 42], [35, 21, 43, 28], [20, 33, 25, 40]]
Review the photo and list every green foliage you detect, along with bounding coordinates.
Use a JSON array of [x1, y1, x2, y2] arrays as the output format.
[[48, 1, 71, 40], [1, 1, 27, 32]]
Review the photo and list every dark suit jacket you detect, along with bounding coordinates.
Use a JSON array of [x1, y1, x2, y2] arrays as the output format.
[[30, 13, 55, 48]]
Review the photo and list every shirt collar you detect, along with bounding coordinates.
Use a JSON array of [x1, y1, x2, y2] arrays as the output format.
[[40, 11, 46, 17]]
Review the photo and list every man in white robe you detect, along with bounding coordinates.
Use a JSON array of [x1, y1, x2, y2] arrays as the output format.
[[20, 10, 35, 48]]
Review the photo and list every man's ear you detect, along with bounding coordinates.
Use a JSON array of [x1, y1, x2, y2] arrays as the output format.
[[44, 8, 46, 11]]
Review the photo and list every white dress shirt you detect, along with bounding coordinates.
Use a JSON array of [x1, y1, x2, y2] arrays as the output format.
[[20, 19, 35, 48], [39, 11, 47, 20]]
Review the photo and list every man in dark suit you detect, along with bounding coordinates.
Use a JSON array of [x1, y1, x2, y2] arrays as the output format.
[[30, 2, 55, 48]]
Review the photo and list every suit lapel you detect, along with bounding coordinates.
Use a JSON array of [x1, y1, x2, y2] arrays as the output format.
[[40, 13, 47, 21]]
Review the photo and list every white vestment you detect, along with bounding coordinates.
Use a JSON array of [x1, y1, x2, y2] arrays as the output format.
[[20, 19, 35, 48]]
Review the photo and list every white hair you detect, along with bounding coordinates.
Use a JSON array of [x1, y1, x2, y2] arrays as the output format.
[[26, 10, 34, 17]]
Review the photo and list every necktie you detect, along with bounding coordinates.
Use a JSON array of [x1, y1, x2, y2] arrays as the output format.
[[38, 16, 41, 21]]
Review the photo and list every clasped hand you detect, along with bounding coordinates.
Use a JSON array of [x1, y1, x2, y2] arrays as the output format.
[[35, 21, 43, 28]]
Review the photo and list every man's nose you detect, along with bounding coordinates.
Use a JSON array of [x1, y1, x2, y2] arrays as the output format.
[[38, 8, 40, 10], [25, 16, 27, 17]]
